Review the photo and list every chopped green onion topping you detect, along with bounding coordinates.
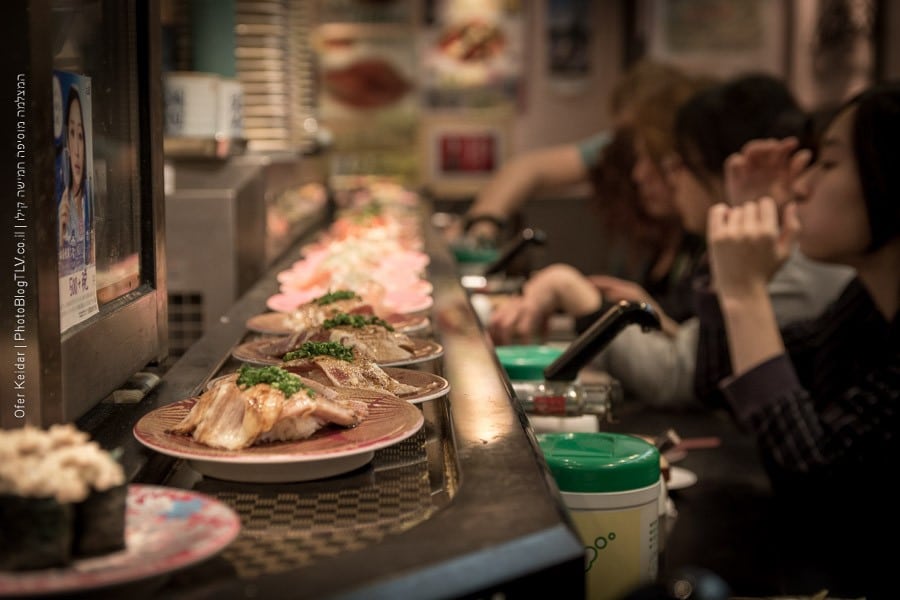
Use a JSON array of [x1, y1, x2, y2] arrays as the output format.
[[323, 312, 393, 331], [235, 365, 314, 397], [283, 341, 355, 362], [314, 290, 360, 306], [351, 201, 383, 222]]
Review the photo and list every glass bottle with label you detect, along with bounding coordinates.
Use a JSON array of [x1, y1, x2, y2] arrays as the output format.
[[497, 301, 660, 422], [512, 378, 621, 422]]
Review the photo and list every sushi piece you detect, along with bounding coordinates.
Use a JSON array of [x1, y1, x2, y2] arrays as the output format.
[[0, 495, 73, 570], [0, 424, 127, 570], [73, 482, 128, 557], [167, 365, 369, 450]]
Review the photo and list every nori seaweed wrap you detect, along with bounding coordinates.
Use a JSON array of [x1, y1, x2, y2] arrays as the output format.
[[72, 483, 128, 558], [0, 424, 127, 571], [0, 495, 73, 571]]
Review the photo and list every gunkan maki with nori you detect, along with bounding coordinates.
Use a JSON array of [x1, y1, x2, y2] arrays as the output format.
[[0, 495, 73, 570], [0, 424, 127, 571]]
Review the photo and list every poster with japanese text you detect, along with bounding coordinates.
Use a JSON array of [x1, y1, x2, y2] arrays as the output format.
[[53, 70, 99, 331]]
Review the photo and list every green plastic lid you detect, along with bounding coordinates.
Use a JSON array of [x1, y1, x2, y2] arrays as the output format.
[[538, 432, 660, 493], [451, 244, 499, 264], [495, 345, 565, 380]]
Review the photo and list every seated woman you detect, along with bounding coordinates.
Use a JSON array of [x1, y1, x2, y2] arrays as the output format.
[[693, 82, 900, 598], [490, 74, 854, 409], [488, 70, 714, 345], [458, 61, 710, 307]]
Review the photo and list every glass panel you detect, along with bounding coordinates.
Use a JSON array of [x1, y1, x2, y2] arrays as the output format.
[[51, 0, 142, 307]]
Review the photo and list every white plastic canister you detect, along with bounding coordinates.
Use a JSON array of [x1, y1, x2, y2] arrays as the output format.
[[539, 432, 661, 600], [216, 78, 243, 140], [164, 71, 219, 137]]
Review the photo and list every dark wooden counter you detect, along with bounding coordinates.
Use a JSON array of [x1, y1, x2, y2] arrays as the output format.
[[603, 401, 848, 598], [600, 403, 772, 596]]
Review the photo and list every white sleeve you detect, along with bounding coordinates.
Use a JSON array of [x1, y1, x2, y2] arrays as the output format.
[[768, 249, 855, 325], [589, 318, 701, 410]]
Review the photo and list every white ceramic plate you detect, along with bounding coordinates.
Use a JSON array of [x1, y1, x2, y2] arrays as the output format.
[[231, 337, 444, 368], [0, 485, 240, 597], [266, 292, 433, 316], [244, 312, 431, 336], [380, 294, 433, 317], [666, 466, 698, 491], [204, 367, 450, 406], [133, 395, 424, 483]]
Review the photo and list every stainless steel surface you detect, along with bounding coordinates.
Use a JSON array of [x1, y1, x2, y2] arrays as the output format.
[[164, 153, 324, 354], [165, 161, 267, 354]]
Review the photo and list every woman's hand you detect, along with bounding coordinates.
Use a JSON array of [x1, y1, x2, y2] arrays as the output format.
[[465, 219, 502, 244], [489, 264, 600, 344], [724, 137, 811, 209], [588, 274, 654, 305], [488, 294, 552, 345], [707, 197, 794, 376], [707, 197, 800, 300]]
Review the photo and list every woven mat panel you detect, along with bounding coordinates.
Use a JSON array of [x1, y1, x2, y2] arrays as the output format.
[[208, 429, 440, 579]]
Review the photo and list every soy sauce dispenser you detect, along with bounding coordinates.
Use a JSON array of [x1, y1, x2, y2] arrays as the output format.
[[511, 301, 661, 420]]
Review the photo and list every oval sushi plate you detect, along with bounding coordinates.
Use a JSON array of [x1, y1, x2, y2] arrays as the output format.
[[0, 484, 240, 597], [267, 292, 433, 316], [133, 394, 424, 483], [231, 337, 444, 368], [245, 311, 431, 336]]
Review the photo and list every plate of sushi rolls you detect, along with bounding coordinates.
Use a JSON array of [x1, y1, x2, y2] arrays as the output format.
[[0, 425, 240, 597]]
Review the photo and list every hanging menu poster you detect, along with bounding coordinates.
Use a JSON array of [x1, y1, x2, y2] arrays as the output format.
[[53, 70, 99, 332], [421, 0, 525, 109]]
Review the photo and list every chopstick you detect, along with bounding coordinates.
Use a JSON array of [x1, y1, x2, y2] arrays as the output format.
[[673, 436, 721, 450]]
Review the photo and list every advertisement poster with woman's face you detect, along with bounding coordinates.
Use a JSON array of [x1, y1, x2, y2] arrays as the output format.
[[53, 70, 99, 331]]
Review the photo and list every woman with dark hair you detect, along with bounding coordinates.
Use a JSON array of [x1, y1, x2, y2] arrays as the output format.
[[673, 73, 809, 179], [665, 73, 854, 325], [58, 85, 90, 262], [694, 82, 900, 597]]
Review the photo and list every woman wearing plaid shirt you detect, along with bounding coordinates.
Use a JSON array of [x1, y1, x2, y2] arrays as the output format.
[[694, 82, 900, 598]]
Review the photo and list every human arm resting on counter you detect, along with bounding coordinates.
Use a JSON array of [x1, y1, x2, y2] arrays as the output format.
[[587, 318, 701, 410], [488, 263, 601, 345], [487, 261, 684, 346]]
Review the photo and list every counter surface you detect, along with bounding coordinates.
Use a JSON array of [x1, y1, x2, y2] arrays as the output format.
[[604, 401, 834, 598]]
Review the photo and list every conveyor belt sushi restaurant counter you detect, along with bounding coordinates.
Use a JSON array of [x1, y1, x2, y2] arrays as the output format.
[[76, 219, 585, 599]]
